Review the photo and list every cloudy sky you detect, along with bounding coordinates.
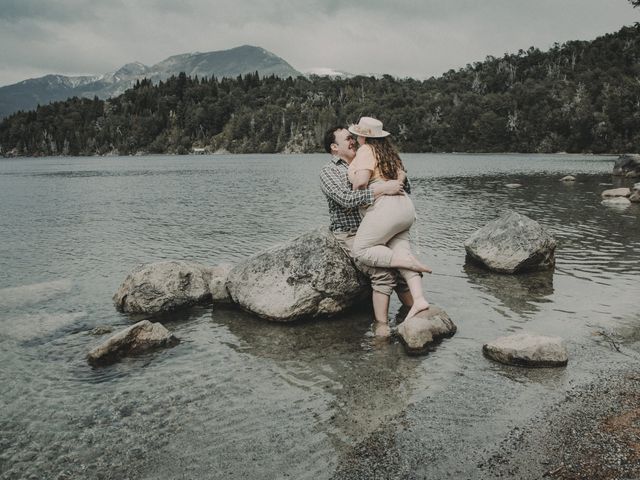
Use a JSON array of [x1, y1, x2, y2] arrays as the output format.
[[0, 0, 637, 86]]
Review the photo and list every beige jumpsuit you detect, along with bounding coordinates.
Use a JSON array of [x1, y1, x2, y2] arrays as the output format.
[[348, 148, 420, 282]]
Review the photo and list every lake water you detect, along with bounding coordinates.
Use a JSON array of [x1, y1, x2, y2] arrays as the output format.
[[1, 153, 639, 479]]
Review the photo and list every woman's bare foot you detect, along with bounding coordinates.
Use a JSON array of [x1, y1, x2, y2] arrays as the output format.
[[405, 297, 430, 320], [373, 321, 391, 338], [391, 253, 432, 273]]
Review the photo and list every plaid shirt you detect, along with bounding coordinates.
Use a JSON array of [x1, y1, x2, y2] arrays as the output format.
[[319, 156, 412, 233], [320, 156, 373, 232]]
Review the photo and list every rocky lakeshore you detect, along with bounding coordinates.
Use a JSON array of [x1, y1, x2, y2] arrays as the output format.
[[482, 369, 640, 479]]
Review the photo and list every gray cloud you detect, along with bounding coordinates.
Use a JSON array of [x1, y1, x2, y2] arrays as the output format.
[[0, 0, 636, 86]]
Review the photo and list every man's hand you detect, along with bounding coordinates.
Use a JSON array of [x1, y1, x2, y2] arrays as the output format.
[[371, 179, 404, 198]]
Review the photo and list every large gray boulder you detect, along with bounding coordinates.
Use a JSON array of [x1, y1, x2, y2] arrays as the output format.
[[113, 261, 212, 313], [483, 333, 568, 367], [87, 320, 179, 366], [226, 227, 368, 321], [464, 211, 556, 273], [397, 306, 456, 355], [612, 154, 640, 177]]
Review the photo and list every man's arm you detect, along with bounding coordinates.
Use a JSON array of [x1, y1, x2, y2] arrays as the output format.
[[320, 167, 405, 208], [320, 166, 374, 208]]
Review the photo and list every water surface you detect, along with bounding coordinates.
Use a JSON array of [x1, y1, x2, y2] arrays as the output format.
[[1, 153, 639, 479]]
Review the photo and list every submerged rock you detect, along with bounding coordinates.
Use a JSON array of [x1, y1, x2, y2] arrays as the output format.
[[226, 227, 367, 321], [601, 187, 631, 198], [209, 263, 233, 303], [601, 197, 631, 207], [464, 211, 556, 273], [113, 260, 212, 314], [397, 306, 456, 354], [560, 175, 576, 182], [505, 183, 522, 188], [89, 325, 115, 335], [483, 333, 568, 367], [612, 154, 640, 177], [87, 320, 179, 366]]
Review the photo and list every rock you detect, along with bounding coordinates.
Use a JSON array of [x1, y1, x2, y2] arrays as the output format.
[[209, 263, 233, 303], [89, 325, 115, 335], [612, 154, 640, 177], [633, 182, 640, 192], [113, 260, 212, 314], [505, 183, 522, 188], [87, 320, 179, 366], [397, 307, 456, 354], [601, 197, 631, 207], [630, 191, 640, 203], [226, 227, 367, 321], [560, 175, 576, 182], [464, 211, 556, 273], [601, 187, 630, 198], [483, 333, 568, 367]]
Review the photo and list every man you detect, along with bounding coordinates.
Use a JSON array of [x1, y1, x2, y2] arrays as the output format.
[[320, 126, 413, 335]]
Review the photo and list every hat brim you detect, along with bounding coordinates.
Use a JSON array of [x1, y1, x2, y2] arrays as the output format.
[[348, 125, 391, 138]]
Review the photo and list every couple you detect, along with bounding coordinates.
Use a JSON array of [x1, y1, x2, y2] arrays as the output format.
[[320, 117, 431, 336]]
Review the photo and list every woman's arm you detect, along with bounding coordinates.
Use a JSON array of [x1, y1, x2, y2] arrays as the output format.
[[350, 145, 375, 190], [351, 169, 372, 190]]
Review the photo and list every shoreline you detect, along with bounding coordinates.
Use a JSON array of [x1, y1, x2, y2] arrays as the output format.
[[0, 151, 627, 160], [482, 366, 640, 479]]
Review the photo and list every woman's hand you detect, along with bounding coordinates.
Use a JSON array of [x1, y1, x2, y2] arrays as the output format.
[[371, 179, 404, 198]]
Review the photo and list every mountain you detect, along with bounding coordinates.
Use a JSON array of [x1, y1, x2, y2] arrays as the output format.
[[0, 45, 300, 119]]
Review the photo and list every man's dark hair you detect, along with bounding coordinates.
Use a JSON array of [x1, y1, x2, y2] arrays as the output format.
[[323, 126, 347, 153]]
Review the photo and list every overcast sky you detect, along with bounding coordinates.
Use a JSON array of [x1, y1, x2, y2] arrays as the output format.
[[0, 0, 637, 87]]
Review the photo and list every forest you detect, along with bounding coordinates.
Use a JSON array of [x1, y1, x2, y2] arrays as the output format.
[[1, 24, 639, 156]]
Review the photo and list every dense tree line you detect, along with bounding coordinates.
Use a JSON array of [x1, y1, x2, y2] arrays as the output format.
[[1, 25, 639, 156]]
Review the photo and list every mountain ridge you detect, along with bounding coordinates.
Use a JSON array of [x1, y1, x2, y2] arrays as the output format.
[[0, 45, 301, 119]]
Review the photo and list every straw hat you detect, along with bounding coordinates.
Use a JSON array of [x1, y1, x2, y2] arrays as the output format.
[[348, 117, 390, 138]]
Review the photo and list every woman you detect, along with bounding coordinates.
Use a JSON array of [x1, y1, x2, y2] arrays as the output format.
[[348, 117, 431, 321]]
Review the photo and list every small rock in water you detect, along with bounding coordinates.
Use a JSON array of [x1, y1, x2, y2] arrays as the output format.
[[483, 333, 568, 367], [397, 306, 456, 355], [505, 183, 522, 188], [560, 175, 576, 182], [88, 325, 115, 335], [630, 191, 640, 203], [601, 197, 631, 207], [464, 211, 556, 273], [209, 263, 233, 303], [601, 187, 631, 198], [87, 320, 178, 367]]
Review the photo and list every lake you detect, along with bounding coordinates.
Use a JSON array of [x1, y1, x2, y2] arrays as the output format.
[[1, 153, 639, 479]]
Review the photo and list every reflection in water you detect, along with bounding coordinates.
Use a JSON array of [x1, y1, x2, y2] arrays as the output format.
[[208, 305, 423, 450], [463, 263, 554, 317]]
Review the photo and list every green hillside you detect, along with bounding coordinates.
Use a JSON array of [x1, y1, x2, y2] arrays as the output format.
[[1, 25, 639, 156]]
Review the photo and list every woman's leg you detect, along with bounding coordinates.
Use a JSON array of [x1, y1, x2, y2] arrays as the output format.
[[388, 231, 430, 319], [353, 196, 430, 272]]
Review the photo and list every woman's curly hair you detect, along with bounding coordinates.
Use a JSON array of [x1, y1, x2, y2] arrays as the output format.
[[366, 137, 405, 180]]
